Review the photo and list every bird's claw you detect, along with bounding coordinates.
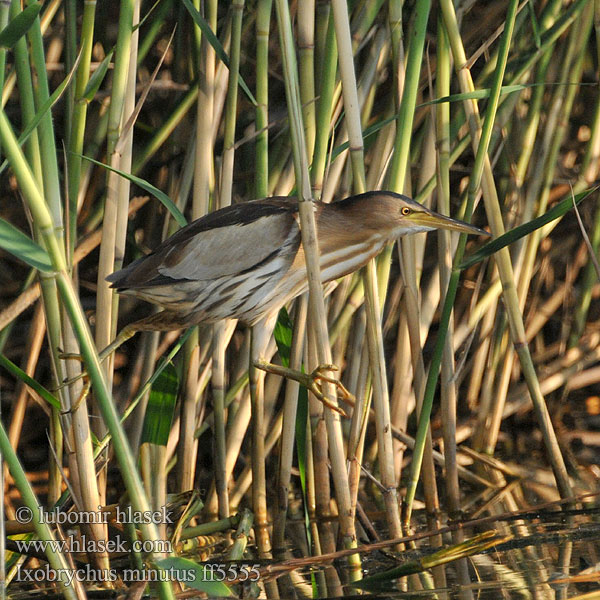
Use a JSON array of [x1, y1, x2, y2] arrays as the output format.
[[53, 347, 88, 389], [309, 364, 354, 402], [53, 369, 89, 391], [254, 361, 352, 416], [60, 379, 91, 414], [58, 350, 85, 362], [56, 332, 132, 389]]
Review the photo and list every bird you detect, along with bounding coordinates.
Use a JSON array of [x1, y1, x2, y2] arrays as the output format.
[[106, 191, 488, 336], [102, 191, 487, 525]]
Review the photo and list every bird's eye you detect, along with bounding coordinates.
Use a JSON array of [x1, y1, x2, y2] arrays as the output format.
[[401, 207, 412, 216]]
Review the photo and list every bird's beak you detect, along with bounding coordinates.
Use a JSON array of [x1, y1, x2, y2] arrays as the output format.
[[408, 209, 490, 236]]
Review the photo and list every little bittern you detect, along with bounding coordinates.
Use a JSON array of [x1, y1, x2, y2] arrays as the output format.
[[107, 191, 487, 333]]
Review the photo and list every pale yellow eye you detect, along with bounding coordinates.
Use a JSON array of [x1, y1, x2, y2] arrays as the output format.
[[401, 207, 412, 216]]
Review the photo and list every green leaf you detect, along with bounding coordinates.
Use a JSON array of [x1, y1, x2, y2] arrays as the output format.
[[133, 0, 162, 32], [180, 0, 257, 106], [330, 81, 595, 163], [329, 114, 395, 162], [0, 218, 52, 272], [273, 309, 312, 554], [95, 328, 193, 456], [0, 354, 60, 409], [460, 187, 597, 270], [0, 2, 42, 49], [78, 154, 187, 226], [273, 307, 293, 367], [82, 50, 114, 102], [295, 379, 310, 548], [419, 84, 529, 107], [527, 0, 541, 49], [418, 82, 596, 109], [155, 557, 234, 596], [140, 362, 178, 446]]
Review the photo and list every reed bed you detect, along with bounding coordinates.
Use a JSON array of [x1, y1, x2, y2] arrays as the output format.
[[0, 1, 599, 598]]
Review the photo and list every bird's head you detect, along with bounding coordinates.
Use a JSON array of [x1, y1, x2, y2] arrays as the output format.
[[344, 191, 489, 239]]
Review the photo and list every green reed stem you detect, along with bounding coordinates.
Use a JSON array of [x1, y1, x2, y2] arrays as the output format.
[[63, 0, 76, 141], [66, 0, 97, 256], [26, 3, 61, 227], [387, 0, 430, 192], [275, 0, 359, 560], [10, 0, 42, 180], [132, 82, 198, 174], [331, 0, 403, 547], [0, 107, 175, 599], [0, 422, 78, 600], [220, 0, 243, 202], [311, 13, 336, 197], [405, 0, 521, 522], [95, 0, 135, 385]]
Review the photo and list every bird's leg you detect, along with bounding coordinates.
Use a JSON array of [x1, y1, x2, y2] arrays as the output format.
[[253, 361, 352, 417], [58, 311, 188, 388], [61, 379, 92, 415], [56, 328, 136, 389]]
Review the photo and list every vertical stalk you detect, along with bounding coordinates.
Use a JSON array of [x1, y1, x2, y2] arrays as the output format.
[[0, 423, 79, 600], [298, 0, 316, 160], [0, 1, 7, 120], [95, 0, 139, 522], [387, 0, 431, 193], [26, 1, 61, 225], [67, 0, 97, 256], [179, 0, 217, 496], [358, 0, 432, 541], [113, 0, 140, 277], [95, 0, 134, 379], [248, 322, 271, 552], [420, 0, 573, 514], [63, 0, 76, 142], [9, 0, 42, 181], [388, 0, 404, 107], [219, 0, 244, 201], [14, 2, 107, 556], [272, 299, 307, 554], [435, 15, 471, 596], [274, 0, 359, 564], [390, 6, 432, 504], [193, 0, 216, 217], [314, 0, 330, 93], [0, 108, 174, 600], [255, 0, 272, 199], [211, 319, 230, 518], [311, 14, 337, 197]]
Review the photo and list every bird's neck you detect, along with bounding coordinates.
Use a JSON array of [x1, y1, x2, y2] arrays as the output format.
[[311, 205, 390, 282], [316, 202, 389, 255]]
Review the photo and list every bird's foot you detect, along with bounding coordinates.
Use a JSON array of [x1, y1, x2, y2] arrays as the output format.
[[56, 328, 138, 389], [61, 379, 92, 414], [55, 347, 87, 390], [254, 361, 352, 416], [57, 349, 84, 361], [55, 367, 88, 390]]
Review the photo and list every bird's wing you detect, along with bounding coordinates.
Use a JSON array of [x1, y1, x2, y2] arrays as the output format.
[[107, 199, 300, 289]]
